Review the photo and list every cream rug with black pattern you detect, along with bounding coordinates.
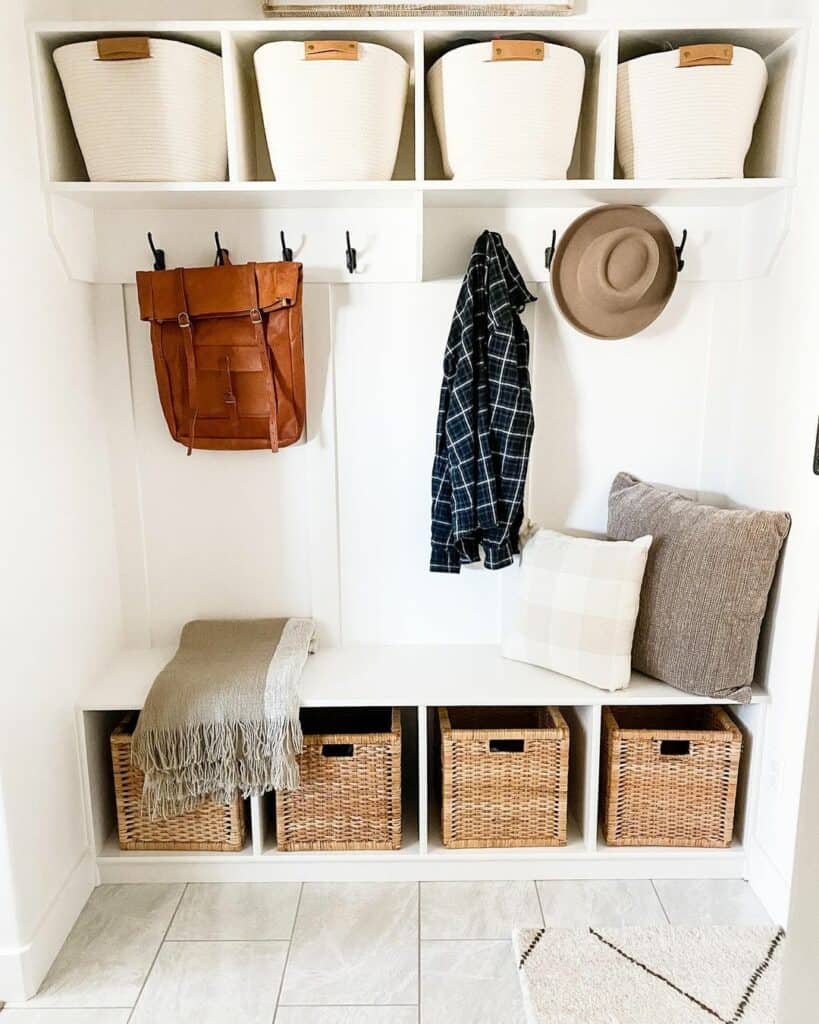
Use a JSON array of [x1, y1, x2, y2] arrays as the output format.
[[513, 926, 785, 1024]]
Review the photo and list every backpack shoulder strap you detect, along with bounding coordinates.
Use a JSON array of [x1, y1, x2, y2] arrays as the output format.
[[175, 270, 198, 456], [249, 263, 280, 454]]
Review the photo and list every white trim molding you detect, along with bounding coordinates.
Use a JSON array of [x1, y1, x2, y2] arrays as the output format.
[[0, 849, 95, 1002]]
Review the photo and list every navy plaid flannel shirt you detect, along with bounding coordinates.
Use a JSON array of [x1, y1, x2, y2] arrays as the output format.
[[430, 231, 536, 573]]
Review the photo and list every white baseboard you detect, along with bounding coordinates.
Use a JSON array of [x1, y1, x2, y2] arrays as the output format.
[[747, 839, 791, 926], [0, 849, 95, 1002]]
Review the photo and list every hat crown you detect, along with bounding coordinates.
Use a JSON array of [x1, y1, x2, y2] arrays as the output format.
[[550, 204, 677, 339], [577, 226, 660, 313]]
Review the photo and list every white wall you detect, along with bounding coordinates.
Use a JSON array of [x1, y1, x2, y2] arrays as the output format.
[[114, 272, 721, 648], [698, 20, 819, 922], [0, 0, 122, 1001], [120, 287, 314, 647], [331, 279, 718, 645], [778, 623, 819, 1021]]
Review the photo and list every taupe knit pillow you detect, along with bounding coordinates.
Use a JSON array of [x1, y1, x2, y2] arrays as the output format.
[[607, 472, 790, 702]]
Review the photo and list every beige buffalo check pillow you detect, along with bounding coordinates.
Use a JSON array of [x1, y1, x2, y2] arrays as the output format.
[[502, 528, 652, 691]]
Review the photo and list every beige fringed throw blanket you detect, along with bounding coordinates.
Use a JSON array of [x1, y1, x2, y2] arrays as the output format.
[[132, 618, 316, 819]]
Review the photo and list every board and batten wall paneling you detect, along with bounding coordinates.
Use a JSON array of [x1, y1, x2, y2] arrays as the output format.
[[122, 285, 322, 647], [527, 280, 715, 534], [114, 275, 722, 649], [333, 282, 504, 645], [332, 279, 717, 645]]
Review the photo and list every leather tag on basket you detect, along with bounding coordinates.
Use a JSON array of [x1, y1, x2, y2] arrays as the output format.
[[678, 43, 734, 67], [96, 37, 151, 61], [304, 40, 359, 61], [491, 39, 546, 62]]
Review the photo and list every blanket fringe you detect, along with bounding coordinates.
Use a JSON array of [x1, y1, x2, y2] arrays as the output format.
[[132, 715, 303, 820]]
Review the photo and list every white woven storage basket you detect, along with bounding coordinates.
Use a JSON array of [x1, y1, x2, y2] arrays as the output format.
[[616, 46, 768, 179], [254, 41, 409, 182], [53, 38, 227, 182], [427, 39, 585, 181]]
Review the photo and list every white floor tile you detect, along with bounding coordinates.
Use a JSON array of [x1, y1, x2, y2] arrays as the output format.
[[652, 879, 771, 926], [420, 940, 525, 1024], [0, 1013, 131, 1023], [536, 880, 668, 928], [130, 940, 288, 1024], [421, 881, 542, 940], [19, 884, 183, 1008], [279, 882, 418, 1006], [275, 1009, 418, 1023], [167, 882, 301, 940]]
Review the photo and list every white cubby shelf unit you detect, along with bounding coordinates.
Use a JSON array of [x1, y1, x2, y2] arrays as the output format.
[[30, 17, 807, 284], [34, 14, 801, 887], [79, 646, 768, 884]]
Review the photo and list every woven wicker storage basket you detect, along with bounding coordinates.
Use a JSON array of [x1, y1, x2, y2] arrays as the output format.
[[427, 40, 585, 181], [439, 707, 569, 849], [616, 45, 767, 179], [276, 707, 402, 852], [601, 706, 742, 848], [111, 714, 246, 851], [254, 41, 409, 182], [53, 38, 227, 182]]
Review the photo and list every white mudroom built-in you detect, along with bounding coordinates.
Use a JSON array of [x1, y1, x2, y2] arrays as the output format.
[[1, 0, 817, 1018]]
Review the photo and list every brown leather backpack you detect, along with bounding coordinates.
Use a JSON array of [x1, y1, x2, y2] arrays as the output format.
[[136, 255, 305, 453]]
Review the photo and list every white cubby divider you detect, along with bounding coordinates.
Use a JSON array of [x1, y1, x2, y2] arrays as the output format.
[[27, 17, 807, 284], [76, 646, 766, 884]]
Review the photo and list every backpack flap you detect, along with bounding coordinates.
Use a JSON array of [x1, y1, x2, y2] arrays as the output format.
[[136, 268, 188, 322], [136, 262, 302, 322], [256, 262, 302, 311]]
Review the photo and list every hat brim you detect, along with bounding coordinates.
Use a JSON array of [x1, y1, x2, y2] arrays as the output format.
[[551, 205, 678, 340]]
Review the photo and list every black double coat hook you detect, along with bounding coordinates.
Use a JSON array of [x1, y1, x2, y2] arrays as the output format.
[[147, 232, 165, 271], [345, 231, 357, 274], [544, 227, 689, 272]]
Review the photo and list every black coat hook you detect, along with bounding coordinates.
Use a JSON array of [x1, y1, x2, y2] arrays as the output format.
[[147, 232, 166, 271], [345, 230, 357, 274], [675, 229, 688, 273], [280, 231, 293, 263], [544, 229, 557, 271], [214, 230, 228, 266]]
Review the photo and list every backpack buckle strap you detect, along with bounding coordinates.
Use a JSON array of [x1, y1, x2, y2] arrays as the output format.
[[249, 301, 280, 454], [176, 307, 198, 455]]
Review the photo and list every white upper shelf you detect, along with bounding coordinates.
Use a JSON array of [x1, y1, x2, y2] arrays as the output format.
[[48, 178, 793, 211], [32, 17, 806, 190], [29, 16, 808, 283], [78, 645, 769, 712]]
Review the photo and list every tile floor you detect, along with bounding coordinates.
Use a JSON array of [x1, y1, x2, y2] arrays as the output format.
[[3, 879, 770, 1023]]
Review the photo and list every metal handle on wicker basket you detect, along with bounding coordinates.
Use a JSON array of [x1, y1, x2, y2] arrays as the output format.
[[489, 739, 525, 753], [321, 743, 354, 757]]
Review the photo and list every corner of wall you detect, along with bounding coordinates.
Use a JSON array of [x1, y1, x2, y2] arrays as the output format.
[[0, 848, 95, 1002], [746, 839, 791, 927]]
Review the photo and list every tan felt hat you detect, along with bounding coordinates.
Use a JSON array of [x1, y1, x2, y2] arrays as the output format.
[[551, 205, 678, 340]]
